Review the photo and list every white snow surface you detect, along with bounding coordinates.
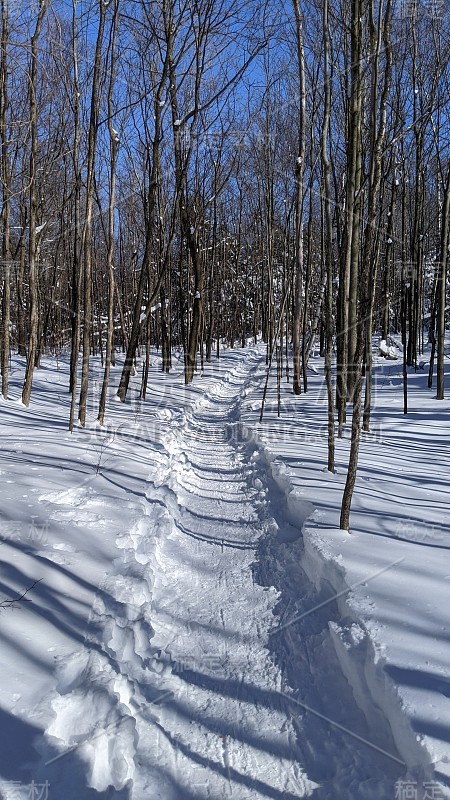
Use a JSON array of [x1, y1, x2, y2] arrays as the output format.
[[0, 344, 448, 799]]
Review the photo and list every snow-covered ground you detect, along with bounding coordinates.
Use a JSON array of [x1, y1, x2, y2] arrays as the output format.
[[0, 344, 448, 799]]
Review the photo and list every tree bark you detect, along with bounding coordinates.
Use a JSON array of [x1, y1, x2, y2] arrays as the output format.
[[21, 0, 49, 407], [292, 0, 306, 396], [321, 0, 335, 473], [69, 0, 82, 431], [78, 0, 106, 426], [436, 165, 450, 399], [340, 0, 393, 529], [98, 0, 119, 425], [0, 0, 10, 399]]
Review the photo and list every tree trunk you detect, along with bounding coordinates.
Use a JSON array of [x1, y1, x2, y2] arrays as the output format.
[[0, 0, 10, 399], [321, 0, 335, 473], [98, 0, 119, 426], [436, 165, 450, 399], [69, 0, 82, 431], [336, 0, 363, 435], [22, 0, 49, 407], [78, 0, 106, 426], [340, 0, 393, 529], [292, 0, 306, 396]]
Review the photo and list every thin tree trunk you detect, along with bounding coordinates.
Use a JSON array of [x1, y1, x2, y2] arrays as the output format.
[[292, 0, 306, 396], [98, 0, 119, 426], [16, 209, 27, 357], [69, 0, 82, 430], [340, 0, 393, 529], [116, 49, 169, 402], [436, 165, 450, 399], [321, 0, 335, 473], [22, 0, 49, 407], [0, 0, 10, 399], [336, 0, 362, 435], [78, 0, 106, 426]]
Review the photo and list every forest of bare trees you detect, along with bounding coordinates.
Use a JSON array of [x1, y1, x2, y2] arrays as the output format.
[[1, 0, 449, 527]]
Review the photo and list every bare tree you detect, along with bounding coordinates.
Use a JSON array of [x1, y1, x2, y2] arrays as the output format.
[[78, 0, 106, 426], [340, 0, 393, 531], [292, 0, 306, 396], [21, 0, 50, 407], [0, 0, 10, 399], [321, 0, 335, 473], [98, 0, 119, 425], [436, 165, 450, 400]]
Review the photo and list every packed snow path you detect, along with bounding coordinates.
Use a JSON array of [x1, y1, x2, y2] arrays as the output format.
[[33, 350, 404, 799]]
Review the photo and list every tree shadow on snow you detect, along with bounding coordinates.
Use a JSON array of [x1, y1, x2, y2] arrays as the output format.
[[0, 706, 129, 799], [248, 464, 405, 798]]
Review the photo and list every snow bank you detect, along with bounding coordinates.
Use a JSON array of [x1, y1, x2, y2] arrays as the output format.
[[242, 353, 450, 799], [300, 524, 436, 779]]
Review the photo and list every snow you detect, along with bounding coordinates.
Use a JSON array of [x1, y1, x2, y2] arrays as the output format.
[[379, 339, 398, 359], [139, 302, 168, 324], [241, 348, 450, 799], [0, 345, 449, 799]]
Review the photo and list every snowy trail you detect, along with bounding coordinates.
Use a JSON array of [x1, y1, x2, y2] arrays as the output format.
[[32, 349, 404, 799]]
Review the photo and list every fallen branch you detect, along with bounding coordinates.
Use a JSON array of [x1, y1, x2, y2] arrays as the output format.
[[0, 579, 42, 610]]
